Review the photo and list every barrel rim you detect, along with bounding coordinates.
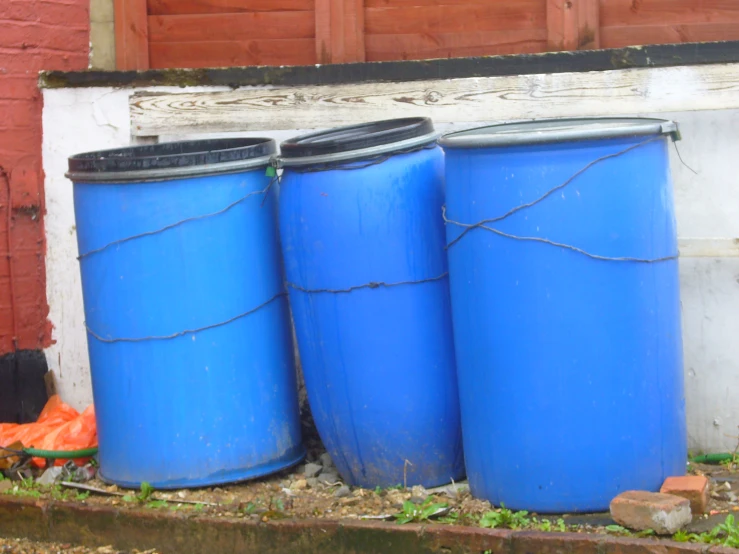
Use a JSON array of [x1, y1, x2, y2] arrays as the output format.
[[438, 117, 679, 149], [66, 138, 276, 183], [278, 118, 437, 166]]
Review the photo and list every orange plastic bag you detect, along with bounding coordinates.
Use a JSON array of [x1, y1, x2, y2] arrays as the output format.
[[0, 395, 97, 467]]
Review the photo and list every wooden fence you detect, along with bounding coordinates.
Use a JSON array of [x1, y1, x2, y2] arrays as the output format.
[[115, 0, 739, 70]]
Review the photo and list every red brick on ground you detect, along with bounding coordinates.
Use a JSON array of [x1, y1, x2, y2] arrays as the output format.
[[660, 475, 709, 515], [610, 490, 691, 534]]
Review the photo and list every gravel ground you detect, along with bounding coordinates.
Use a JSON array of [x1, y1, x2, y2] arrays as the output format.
[[0, 538, 158, 554], [2, 454, 738, 537]]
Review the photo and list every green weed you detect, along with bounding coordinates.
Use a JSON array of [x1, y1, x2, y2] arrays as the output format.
[[672, 514, 739, 547], [437, 511, 460, 524], [137, 482, 154, 502], [479, 504, 530, 530], [532, 518, 567, 532], [394, 497, 448, 525]]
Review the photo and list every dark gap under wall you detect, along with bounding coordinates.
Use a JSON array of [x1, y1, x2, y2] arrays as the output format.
[[0, 350, 48, 424]]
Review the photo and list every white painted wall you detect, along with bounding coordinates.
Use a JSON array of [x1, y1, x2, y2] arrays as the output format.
[[42, 84, 739, 453]]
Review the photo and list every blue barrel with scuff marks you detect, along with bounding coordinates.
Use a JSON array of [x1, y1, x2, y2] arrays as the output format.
[[67, 139, 304, 489], [278, 118, 465, 488], [440, 118, 687, 513]]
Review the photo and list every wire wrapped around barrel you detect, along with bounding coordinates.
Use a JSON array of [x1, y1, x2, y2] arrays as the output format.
[[77, 177, 277, 260], [81, 176, 284, 343], [287, 272, 448, 294], [444, 136, 679, 263]]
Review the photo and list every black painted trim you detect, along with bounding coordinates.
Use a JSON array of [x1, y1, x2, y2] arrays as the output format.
[[0, 350, 48, 424], [39, 41, 739, 90]]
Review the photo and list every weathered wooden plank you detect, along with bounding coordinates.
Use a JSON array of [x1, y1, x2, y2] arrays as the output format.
[[365, 30, 546, 61], [115, 0, 149, 70], [547, 0, 599, 51], [601, 0, 739, 27], [365, 3, 546, 35], [149, 39, 316, 68], [148, 12, 315, 42], [601, 23, 739, 49], [130, 62, 739, 136], [148, 0, 314, 15]]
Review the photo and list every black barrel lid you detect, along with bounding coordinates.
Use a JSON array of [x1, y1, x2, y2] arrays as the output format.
[[279, 118, 436, 164], [67, 138, 276, 183]]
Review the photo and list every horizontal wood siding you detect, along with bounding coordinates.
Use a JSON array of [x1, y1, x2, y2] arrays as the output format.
[[146, 0, 316, 68], [364, 0, 547, 61], [150, 39, 317, 68], [365, 30, 547, 61], [117, 0, 739, 70], [149, 0, 314, 15], [600, 0, 739, 48]]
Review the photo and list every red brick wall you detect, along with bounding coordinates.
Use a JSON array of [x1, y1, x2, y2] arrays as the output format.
[[0, 0, 89, 354]]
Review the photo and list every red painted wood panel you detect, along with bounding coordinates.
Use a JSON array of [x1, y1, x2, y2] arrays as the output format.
[[366, 29, 547, 61], [365, 2, 546, 34], [149, 0, 314, 15], [149, 39, 317, 68], [115, 0, 149, 69], [548, 0, 600, 51], [115, 0, 739, 69], [315, 0, 365, 63], [366, 0, 530, 5], [149, 12, 315, 42], [601, 22, 739, 48], [601, 0, 739, 27]]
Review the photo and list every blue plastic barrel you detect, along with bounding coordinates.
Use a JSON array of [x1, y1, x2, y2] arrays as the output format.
[[440, 118, 687, 513], [67, 139, 304, 488], [278, 118, 465, 488]]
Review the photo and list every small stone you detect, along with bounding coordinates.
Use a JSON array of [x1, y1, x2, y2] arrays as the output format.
[[303, 463, 322, 478], [427, 480, 470, 498], [177, 491, 186, 499], [318, 472, 340, 485], [36, 467, 63, 486], [319, 452, 334, 469], [0, 480, 12, 493], [610, 491, 692, 534], [306, 478, 319, 488], [410, 485, 427, 501], [334, 485, 351, 498], [660, 475, 710, 514], [291, 479, 307, 491]]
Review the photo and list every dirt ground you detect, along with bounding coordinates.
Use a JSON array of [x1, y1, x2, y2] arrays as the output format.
[[0, 538, 158, 554], [3, 450, 737, 535]]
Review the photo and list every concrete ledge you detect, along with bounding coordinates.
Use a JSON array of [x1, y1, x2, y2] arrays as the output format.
[[39, 41, 739, 90], [0, 496, 729, 554]]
